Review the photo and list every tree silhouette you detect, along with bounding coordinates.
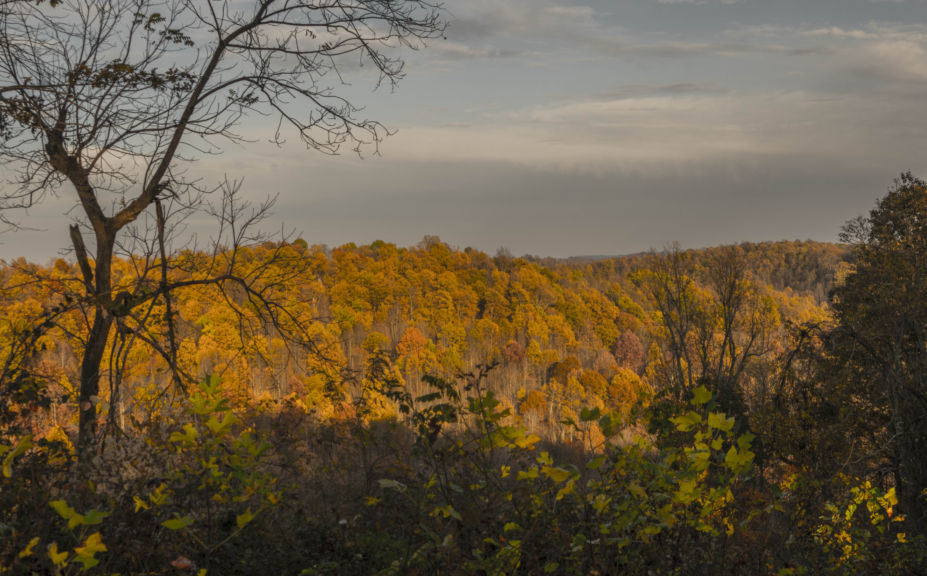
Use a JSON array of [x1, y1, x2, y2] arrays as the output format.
[[832, 172, 927, 532], [0, 0, 444, 460]]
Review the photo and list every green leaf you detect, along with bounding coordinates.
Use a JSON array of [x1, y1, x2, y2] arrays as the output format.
[[724, 445, 755, 473], [707, 412, 734, 432], [73, 532, 106, 570], [737, 432, 755, 451], [82, 509, 110, 526], [670, 411, 702, 432], [629, 482, 646, 501], [169, 423, 199, 445], [205, 373, 221, 390], [541, 466, 572, 483], [586, 455, 607, 470], [162, 515, 195, 530], [724, 446, 739, 469], [598, 413, 621, 438], [236, 508, 255, 530], [503, 522, 521, 533], [580, 407, 601, 422], [691, 449, 711, 472], [692, 386, 711, 405], [205, 413, 238, 436], [674, 478, 700, 505]]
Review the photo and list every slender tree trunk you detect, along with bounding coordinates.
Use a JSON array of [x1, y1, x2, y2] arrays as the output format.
[[77, 309, 114, 461], [76, 230, 115, 462]]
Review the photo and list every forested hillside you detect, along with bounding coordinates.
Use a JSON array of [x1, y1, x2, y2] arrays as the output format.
[[9, 222, 925, 575], [0, 238, 841, 444]]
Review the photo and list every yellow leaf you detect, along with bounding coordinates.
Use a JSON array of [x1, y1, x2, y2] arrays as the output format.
[[514, 433, 540, 449], [74, 532, 107, 569], [555, 477, 576, 501], [885, 487, 898, 507], [2, 435, 33, 478], [47, 542, 69, 568], [707, 412, 734, 432], [517, 467, 539, 481], [149, 483, 169, 507], [18, 536, 40, 558], [49, 500, 83, 529]]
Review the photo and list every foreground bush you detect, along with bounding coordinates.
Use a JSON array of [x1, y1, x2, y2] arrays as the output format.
[[1, 373, 924, 575]]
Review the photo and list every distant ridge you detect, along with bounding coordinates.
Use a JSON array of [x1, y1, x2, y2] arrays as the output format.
[[564, 240, 845, 262]]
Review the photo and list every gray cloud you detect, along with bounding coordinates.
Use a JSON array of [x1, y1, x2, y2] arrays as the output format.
[[429, 40, 522, 60], [7, 0, 927, 262], [593, 83, 731, 100], [655, 0, 742, 4]]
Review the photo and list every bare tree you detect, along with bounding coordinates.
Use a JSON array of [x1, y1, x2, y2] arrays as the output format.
[[635, 244, 699, 400], [0, 0, 444, 460], [636, 244, 777, 416]]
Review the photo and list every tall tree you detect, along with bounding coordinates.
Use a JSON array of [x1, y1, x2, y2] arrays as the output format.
[[0, 0, 443, 460], [832, 172, 927, 531]]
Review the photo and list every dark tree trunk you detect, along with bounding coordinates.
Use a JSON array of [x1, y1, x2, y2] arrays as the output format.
[[77, 307, 113, 461], [76, 228, 115, 462]]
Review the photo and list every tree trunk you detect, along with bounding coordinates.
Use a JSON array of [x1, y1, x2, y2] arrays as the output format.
[[76, 230, 115, 462]]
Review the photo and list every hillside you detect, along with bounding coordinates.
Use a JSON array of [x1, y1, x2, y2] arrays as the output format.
[[1, 238, 844, 439]]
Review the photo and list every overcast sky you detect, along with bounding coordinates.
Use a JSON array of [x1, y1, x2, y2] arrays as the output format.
[[4, 0, 927, 261]]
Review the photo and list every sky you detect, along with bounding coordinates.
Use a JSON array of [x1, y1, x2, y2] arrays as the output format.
[[4, 0, 927, 261]]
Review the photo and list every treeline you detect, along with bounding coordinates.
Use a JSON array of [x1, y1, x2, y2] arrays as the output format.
[[3, 195, 926, 574]]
